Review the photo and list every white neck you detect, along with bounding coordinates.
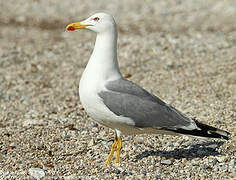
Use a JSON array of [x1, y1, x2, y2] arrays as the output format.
[[83, 30, 122, 82]]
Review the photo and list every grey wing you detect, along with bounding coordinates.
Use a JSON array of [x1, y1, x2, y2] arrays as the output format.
[[105, 78, 166, 105], [99, 79, 196, 130]]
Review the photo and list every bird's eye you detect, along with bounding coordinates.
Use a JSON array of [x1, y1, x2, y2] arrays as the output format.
[[93, 17, 100, 21]]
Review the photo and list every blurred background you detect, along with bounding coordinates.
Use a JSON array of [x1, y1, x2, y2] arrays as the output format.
[[0, 0, 235, 179], [0, 0, 235, 34]]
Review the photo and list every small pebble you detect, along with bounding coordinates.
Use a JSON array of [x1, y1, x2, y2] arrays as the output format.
[[23, 119, 44, 127], [160, 159, 172, 165], [230, 159, 235, 166], [28, 168, 45, 179], [88, 139, 95, 147], [210, 158, 218, 165], [207, 144, 218, 149], [124, 73, 132, 78], [155, 174, 161, 179], [214, 120, 224, 124], [64, 174, 77, 180], [216, 156, 226, 163]]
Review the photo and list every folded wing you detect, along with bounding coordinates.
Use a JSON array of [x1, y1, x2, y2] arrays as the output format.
[[99, 78, 197, 130]]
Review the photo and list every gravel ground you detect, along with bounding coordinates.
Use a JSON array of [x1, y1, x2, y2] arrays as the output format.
[[0, 0, 235, 179]]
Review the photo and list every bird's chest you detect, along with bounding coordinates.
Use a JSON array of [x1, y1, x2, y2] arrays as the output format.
[[79, 72, 112, 123], [79, 73, 100, 112]]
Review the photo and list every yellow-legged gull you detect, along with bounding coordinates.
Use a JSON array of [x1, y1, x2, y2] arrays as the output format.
[[66, 13, 230, 165]]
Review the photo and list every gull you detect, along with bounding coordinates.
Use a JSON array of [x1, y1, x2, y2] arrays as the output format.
[[66, 13, 230, 165]]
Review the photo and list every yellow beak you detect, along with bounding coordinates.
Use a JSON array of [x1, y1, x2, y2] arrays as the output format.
[[66, 22, 89, 31]]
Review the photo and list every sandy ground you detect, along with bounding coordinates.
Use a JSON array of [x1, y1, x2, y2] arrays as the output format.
[[0, 0, 235, 179]]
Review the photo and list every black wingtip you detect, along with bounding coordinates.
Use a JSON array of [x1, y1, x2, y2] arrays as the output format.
[[169, 120, 230, 140], [195, 120, 230, 140], [208, 129, 230, 140]]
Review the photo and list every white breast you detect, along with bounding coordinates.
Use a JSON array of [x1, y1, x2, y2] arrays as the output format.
[[78, 30, 135, 132], [79, 69, 135, 131]]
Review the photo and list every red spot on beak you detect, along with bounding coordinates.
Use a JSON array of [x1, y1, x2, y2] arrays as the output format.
[[67, 26, 75, 31]]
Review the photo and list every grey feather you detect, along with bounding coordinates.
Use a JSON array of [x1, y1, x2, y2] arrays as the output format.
[[99, 78, 193, 129], [105, 78, 165, 105]]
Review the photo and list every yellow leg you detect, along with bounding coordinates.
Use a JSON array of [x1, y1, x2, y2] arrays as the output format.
[[114, 137, 122, 164], [104, 138, 118, 165]]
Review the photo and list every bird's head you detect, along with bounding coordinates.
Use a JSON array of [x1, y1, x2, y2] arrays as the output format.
[[66, 13, 116, 34]]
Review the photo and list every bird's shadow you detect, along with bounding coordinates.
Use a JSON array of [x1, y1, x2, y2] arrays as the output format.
[[135, 141, 225, 160]]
